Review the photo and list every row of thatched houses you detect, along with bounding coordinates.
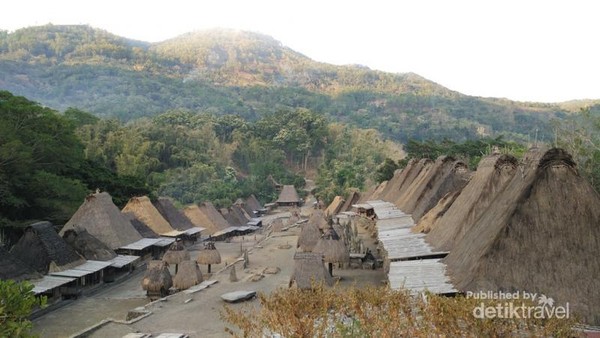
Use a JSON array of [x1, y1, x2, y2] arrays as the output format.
[[0, 191, 265, 305], [356, 147, 600, 326]]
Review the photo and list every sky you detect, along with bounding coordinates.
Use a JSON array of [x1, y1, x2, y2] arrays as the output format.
[[1, 0, 598, 103]]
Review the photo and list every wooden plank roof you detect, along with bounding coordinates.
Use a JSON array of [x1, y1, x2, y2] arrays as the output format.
[[388, 259, 457, 294]]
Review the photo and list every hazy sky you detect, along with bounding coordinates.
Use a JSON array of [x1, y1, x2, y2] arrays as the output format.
[[2, 0, 598, 102]]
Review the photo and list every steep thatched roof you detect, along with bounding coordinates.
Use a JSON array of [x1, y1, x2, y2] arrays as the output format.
[[123, 212, 158, 238], [396, 156, 450, 216], [62, 228, 117, 261], [173, 260, 203, 290], [412, 190, 461, 234], [141, 260, 172, 292], [231, 205, 249, 224], [153, 197, 194, 230], [366, 181, 388, 201], [324, 196, 345, 217], [0, 246, 41, 281], [392, 158, 433, 206], [220, 207, 244, 227], [244, 194, 262, 215], [445, 147, 600, 325], [162, 241, 190, 265], [290, 252, 333, 290], [426, 154, 518, 250], [187, 202, 231, 235], [196, 242, 221, 265], [122, 196, 175, 235], [313, 226, 349, 264], [309, 209, 329, 230], [379, 159, 419, 202], [277, 185, 301, 204], [12, 221, 85, 274], [340, 191, 360, 212], [297, 221, 322, 252], [61, 192, 142, 249]]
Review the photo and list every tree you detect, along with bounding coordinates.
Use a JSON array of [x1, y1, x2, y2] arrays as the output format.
[[375, 158, 400, 183], [0, 280, 46, 337]]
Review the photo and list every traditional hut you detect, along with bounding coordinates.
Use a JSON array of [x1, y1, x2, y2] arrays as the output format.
[[0, 246, 41, 281], [412, 190, 461, 234], [313, 225, 349, 276], [123, 212, 159, 238], [172, 260, 203, 290], [245, 194, 264, 216], [426, 154, 518, 250], [297, 220, 322, 252], [153, 197, 195, 231], [196, 241, 221, 273], [324, 196, 345, 217], [189, 202, 231, 235], [11, 221, 85, 274], [220, 207, 245, 227], [340, 191, 360, 212], [309, 209, 329, 230], [60, 192, 142, 249], [276, 185, 302, 207], [445, 148, 600, 325], [62, 228, 117, 261], [122, 196, 177, 236], [141, 260, 172, 298], [392, 158, 433, 206], [162, 240, 190, 273], [289, 252, 333, 290]]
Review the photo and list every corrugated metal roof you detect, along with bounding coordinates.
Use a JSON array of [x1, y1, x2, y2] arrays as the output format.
[[49, 260, 112, 278], [109, 254, 140, 268], [388, 259, 457, 294], [161, 229, 187, 237], [32, 275, 75, 294], [119, 238, 162, 250]]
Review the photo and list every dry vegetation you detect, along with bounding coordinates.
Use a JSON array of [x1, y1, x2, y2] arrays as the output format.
[[222, 284, 578, 337]]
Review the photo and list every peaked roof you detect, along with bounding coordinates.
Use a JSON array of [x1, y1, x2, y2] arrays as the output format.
[[153, 197, 194, 230], [183, 203, 229, 235], [290, 252, 333, 289], [60, 192, 142, 249], [0, 246, 41, 281], [62, 227, 117, 261], [12, 221, 85, 274], [122, 196, 175, 235], [277, 185, 301, 203], [122, 212, 159, 238]]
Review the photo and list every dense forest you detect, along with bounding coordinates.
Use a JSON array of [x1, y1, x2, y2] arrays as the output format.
[[1, 24, 595, 143]]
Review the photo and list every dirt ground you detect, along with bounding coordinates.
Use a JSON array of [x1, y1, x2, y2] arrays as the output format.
[[32, 207, 385, 338]]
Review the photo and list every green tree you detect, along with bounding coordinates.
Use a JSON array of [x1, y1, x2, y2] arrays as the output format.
[[375, 158, 400, 183], [0, 280, 46, 338]]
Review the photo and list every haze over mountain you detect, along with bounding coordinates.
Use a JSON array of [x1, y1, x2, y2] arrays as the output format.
[[0, 24, 596, 142]]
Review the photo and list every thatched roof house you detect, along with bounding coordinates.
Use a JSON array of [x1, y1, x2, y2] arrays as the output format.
[[313, 226, 349, 265], [297, 220, 321, 252], [220, 207, 244, 227], [122, 196, 176, 235], [12, 221, 85, 274], [289, 252, 333, 290], [141, 260, 172, 297], [324, 196, 345, 217], [426, 154, 518, 250], [173, 260, 203, 290], [276, 185, 302, 207], [61, 192, 142, 249], [183, 202, 230, 236], [162, 241, 190, 266], [196, 241, 221, 273], [444, 148, 600, 325], [309, 209, 329, 230], [62, 228, 117, 261], [0, 246, 41, 281], [392, 158, 433, 206], [244, 194, 263, 216], [153, 197, 195, 231], [340, 191, 360, 212], [123, 212, 159, 238]]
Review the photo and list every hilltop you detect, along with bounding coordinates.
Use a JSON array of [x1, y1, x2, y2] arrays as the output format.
[[0, 24, 596, 141]]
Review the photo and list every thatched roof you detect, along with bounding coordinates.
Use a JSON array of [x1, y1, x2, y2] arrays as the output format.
[[196, 242, 221, 265], [186, 202, 231, 235], [0, 246, 41, 281], [61, 192, 142, 249], [277, 185, 301, 204], [426, 154, 518, 251], [12, 221, 85, 274], [231, 205, 250, 224], [396, 156, 451, 216], [392, 158, 433, 206], [412, 190, 461, 234], [122, 196, 175, 235], [220, 207, 244, 227], [123, 212, 159, 238], [162, 241, 190, 265], [313, 226, 349, 264], [309, 209, 329, 230], [366, 181, 388, 201], [173, 260, 203, 290], [340, 191, 360, 212], [141, 260, 172, 292], [153, 197, 194, 230], [444, 148, 600, 325], [297, 221, 322, 252], [244, 194, 262, 215], [290, 252, 333, 290], [62, 228, 117, 261], [324, 196, 345, 217]]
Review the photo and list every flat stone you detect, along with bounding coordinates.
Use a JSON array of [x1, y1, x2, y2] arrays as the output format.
[[220, 290, 257, 303]]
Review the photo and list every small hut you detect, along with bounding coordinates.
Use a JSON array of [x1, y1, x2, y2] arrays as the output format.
[[11, 221, 85, 274], [276, 185, 302, 207], [196, 241, 221, 273], [122, 196, 177, 235], [62, 228, 117, 261], [297, 221, 321, 252], [162, 240, 190, 273], [313, 225, 349, 276], [172, 260, 203, 290], [153, 197, 195, 231], [141, 260, 172, 298], [61, 192, 142, 249], [289, 252, 333, 290], [0, 246, 41, 281]]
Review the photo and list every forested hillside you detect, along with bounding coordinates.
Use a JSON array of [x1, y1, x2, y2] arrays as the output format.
[[0, 24, 590, 142]]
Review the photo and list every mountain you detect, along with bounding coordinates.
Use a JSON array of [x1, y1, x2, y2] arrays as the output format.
[[0, 24, 590, 142]]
